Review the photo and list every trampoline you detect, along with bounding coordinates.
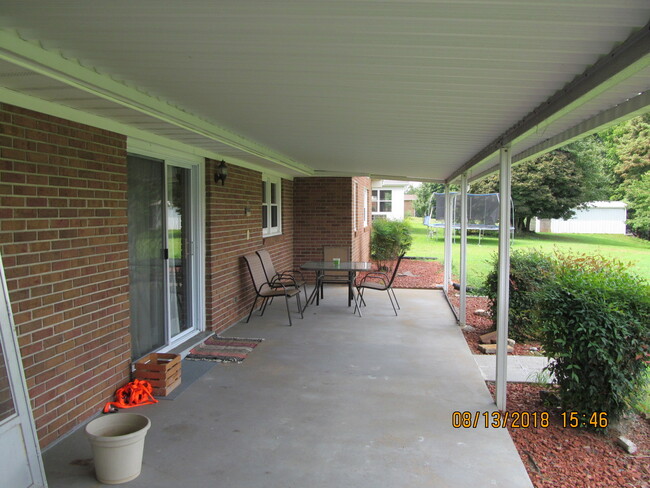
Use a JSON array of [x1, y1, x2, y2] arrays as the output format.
[[424, 192, 514, 244]]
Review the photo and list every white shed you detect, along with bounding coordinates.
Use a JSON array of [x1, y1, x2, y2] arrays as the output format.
[[534, 201, 627, 234]]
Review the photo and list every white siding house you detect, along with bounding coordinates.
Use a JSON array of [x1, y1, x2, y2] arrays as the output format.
[[371, 180, 409, 220], [534, 201, 627, 234]]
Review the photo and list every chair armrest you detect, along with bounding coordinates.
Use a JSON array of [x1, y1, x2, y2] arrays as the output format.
[[270, 273, 298, 288], [278, 269, 305, 283], [358, 272, 389, 286]]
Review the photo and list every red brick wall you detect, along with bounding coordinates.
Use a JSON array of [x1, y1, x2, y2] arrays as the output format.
[[404, 198, 415, 218], [205, 160, 294, 333], [352, 177, 372, 262], [293, 176, 371, 279], [293, 177, 351, 269], [0, 103, 131, 448]]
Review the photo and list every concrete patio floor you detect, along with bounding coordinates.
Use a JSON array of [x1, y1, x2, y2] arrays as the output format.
[[43, 287, 533, 487]]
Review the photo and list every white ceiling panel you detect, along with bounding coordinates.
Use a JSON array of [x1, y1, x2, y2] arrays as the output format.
[[0, 0, 648, 182]]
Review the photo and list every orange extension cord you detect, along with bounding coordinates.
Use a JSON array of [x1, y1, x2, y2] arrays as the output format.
[[103, 379, 158, 413]]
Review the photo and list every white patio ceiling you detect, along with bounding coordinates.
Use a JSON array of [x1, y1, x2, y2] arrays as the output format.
[[0, 1, 648, 182]]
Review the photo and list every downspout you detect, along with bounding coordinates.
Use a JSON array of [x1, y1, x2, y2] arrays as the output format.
[[495, 146, 512, 411]]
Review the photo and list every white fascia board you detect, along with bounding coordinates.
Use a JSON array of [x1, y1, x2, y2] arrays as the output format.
[[451, 23, 650, 183], [0, 85, 298, 180], [0, 29, 312, 177], [468, 89, 650, 183]]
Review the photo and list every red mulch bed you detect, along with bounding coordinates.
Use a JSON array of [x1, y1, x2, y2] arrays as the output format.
[[358, 258, 444, 289], [487, 383, 650, 488], [375, 258, 650, 487]]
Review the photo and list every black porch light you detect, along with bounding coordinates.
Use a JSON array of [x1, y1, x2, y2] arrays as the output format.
[[214, 160, 228, 185]]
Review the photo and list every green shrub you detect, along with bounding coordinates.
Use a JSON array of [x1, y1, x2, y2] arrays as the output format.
[[371, 219, 412, 269], [537, 252, 650, 426], [485, 249, 555, 342]]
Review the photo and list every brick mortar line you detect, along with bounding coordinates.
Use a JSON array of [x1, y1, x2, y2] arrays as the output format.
[[36, 354, 129, 424], [2, 123, 125, 143], [24, 315, 129, 363], [13, 276, 127, 301], [4, 184, 127, 192], [16, 309, 128, 335]]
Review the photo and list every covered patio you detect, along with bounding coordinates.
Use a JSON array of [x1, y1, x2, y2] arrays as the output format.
[[0, 3, 648, 486], [42, 288, 532, 487]]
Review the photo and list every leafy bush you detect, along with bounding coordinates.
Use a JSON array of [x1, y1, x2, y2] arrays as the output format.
[[537, 252, 650, 425], [485, 249, 555, 342], [371, 219, 412, 269]]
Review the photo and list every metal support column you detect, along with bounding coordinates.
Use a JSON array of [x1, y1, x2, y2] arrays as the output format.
[[459, 173, 468, 327], [443, 184, 453, 291], [495, 146, 512, 411]]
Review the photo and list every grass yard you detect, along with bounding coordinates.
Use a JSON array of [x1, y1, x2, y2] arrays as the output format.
[[405, 217, 650, 290]]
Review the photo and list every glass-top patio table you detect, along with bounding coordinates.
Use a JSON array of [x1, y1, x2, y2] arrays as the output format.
[[300, 261, 373, 316]]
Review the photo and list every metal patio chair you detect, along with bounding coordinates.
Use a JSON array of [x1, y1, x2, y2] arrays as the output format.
[[243, 252, 303, 326], [256, 249, 308, 305], [319, 245, 353, 304], [354, 253, 405, 316]]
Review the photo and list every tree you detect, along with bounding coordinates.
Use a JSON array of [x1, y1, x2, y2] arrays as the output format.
[[563, 134, 615, 198], [603, 113, 650, 185], [471, 148, 609, 231], [601, 114, 650, 238], [623, 172, 650, 239], [412, 182, 445, 217]]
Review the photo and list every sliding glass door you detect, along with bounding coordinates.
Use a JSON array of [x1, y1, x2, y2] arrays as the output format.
[[128, 155, 199, 360], [167, 165, 192, 338]]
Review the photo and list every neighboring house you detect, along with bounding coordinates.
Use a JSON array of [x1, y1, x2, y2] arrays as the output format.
[[371, 180, 411, 221], [404, 194, 417, 218], [534, 201, 627, 234]]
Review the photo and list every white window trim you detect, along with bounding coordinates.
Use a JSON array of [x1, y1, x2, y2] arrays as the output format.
[[262, 175, 282, 237], [353, 182, 358, 232], [372, 189, 393, 215], [363, 188, 369, 227]]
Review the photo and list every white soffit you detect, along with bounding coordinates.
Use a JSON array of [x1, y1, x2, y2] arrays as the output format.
[[0, 0, 649, 182]]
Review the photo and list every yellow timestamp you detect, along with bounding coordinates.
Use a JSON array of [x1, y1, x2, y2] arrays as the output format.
[[451, 411, 550, 429], [451, 410, 609, 429], [561, 411, 608, 429]]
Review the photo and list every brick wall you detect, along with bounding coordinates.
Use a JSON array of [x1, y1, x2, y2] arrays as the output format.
[[293, 177, 352, 267], [0, 103, 131, 448], [205, 160, 295, 333], [293, 177, 371, 277], [352, 177, 372, 262]]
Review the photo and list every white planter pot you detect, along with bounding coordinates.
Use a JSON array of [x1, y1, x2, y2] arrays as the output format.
[[85, 413, 151, 484]]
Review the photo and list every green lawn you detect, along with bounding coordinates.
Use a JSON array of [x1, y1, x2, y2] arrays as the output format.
[[405, 217, 650, 290]]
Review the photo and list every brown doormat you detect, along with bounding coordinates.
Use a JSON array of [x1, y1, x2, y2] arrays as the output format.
[[185, 335, 264, 363]]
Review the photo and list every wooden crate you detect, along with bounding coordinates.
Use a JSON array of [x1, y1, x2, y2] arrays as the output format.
[[134, 353, 181, 396]]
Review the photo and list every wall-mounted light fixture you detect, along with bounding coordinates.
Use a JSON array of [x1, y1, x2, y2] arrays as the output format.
[[214, 160, 228, 185]]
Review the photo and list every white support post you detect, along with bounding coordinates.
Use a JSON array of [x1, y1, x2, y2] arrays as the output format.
[[459, 173, 468, 327], [443, 185, 453, 291], [495, 146, 512, 411]]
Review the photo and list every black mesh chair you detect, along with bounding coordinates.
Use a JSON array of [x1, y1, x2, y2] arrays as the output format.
[[256, 249, 308, 303], [243, 253, 303, 326], [354, 253, 405, 316], [319, 246, 352, 304]]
